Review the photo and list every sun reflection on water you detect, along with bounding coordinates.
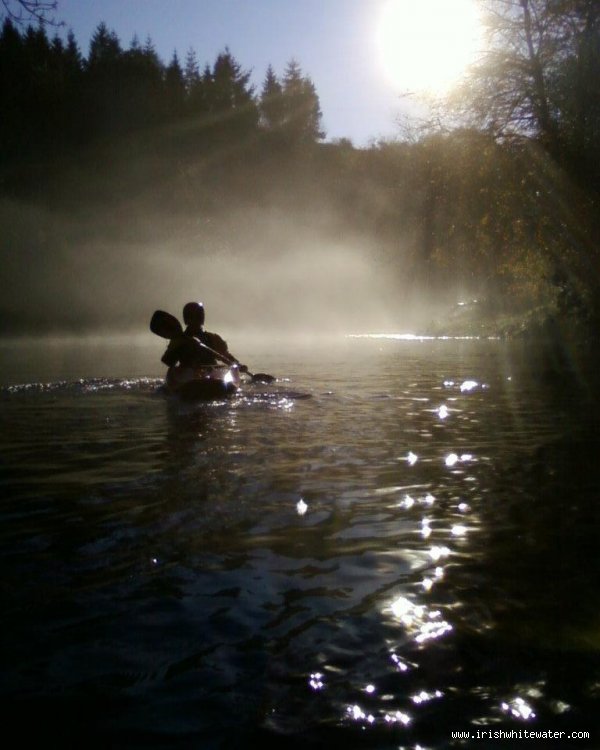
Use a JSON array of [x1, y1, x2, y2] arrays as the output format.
[[390, 652, 414, 672], [388, 595, 453, 643], [451, 523, 468, 537], [383, 709, 412, 726], [311, 366, 495, 738], [501, 696, 536, 720], [428, 545, 451, 562], [411, 689, 444, 704], [346, 703, 376, 724]]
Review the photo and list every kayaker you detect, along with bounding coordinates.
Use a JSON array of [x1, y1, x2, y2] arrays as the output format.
[[161, 301, 245, 370]]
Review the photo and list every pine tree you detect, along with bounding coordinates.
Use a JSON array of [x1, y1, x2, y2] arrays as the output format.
[[183, 47, 200, 95], [85, 23, 124, 136], [64, 29, 81, 69], [205, 48, 259, 136], [0, 18, 24, 160], [208, 48, 255, 113], [61, 29, 84, 145], [87, 21, 121, 68], [165, 50, 186, 118], [259, 64, 284, 130], [143, 35, 160, 68], [121, 33, 164, 127], [281, 58, 324, 144]]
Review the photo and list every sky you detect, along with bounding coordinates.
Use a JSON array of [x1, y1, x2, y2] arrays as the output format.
[[52, 0, 413, 146]]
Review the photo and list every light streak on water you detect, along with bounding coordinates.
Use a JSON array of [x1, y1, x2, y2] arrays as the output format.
[[383, 710, 412, 725], [347, 333, 485, 341], [401, 494, 415, 509], [428, 546, 451, 561], [390, 653, 412, 672], [346, 704, 375, 724], [411, 689, 443, 704]]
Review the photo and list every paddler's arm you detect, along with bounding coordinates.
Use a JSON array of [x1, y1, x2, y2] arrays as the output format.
[[204, 332, 248, 372], [161, 336, 187, 366]]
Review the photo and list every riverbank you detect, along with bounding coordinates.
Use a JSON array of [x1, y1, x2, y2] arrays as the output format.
[[429, 298, 597, 341]]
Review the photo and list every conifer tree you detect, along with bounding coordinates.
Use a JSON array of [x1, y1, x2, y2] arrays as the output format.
[[208, 48, 255, 112], [165, 50, 185, 118], [20, 22, 54, 147], [281, 58, 324, 144], [0, 18, 24, 159], [87, 21, 121, 68], [183, 47, 200, 95], [259, 64, 285, 130], [59, 29, 84, 145], [121, 33, 164, 127], [205, 48, 259, 136], [85, 23, 124, 136]]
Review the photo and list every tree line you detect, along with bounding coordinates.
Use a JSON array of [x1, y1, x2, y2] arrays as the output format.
[[0, 18, 324, 164]]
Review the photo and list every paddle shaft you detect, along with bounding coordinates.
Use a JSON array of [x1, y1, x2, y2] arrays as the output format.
[[189, 336, 239, 368], [183, 337, 274, 383]]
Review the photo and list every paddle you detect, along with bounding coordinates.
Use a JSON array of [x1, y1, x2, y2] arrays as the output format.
[[150, 309, 184, 339], [150, 309, 275, 384]]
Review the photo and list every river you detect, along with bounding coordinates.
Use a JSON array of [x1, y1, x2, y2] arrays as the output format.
[[1, 334, 598, 748]]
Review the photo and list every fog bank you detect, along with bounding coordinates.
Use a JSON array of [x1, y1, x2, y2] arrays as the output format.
[[0, 195, 439, 339]]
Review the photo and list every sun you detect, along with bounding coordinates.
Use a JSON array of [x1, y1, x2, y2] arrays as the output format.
[[376, 0, 483, 94]]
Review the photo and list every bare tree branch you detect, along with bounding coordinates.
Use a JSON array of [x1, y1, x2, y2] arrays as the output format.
[[1, 0, 62, 26]]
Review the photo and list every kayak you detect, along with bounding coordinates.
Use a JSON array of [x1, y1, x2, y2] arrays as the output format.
[[165, 364, 241, 401]]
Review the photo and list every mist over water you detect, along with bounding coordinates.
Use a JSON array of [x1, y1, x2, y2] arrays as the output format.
[[0, 190, 439, 341]]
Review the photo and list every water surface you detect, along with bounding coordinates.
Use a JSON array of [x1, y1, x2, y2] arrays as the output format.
[[1, 336, 598, 748]]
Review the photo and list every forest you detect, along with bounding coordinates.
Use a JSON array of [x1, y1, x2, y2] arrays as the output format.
[[1, 0, 599, 339]]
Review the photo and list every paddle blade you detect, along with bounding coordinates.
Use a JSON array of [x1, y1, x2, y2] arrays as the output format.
[[251, 372, 276, 384], [150, 310, 183, 339]]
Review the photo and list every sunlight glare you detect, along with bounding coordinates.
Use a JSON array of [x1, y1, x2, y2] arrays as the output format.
[[388, 595, 452, 642], [384, 710, 412, 725], [377, 0, 483, 93], [309, 672, 324, 690], [501, 696, 536, 721]]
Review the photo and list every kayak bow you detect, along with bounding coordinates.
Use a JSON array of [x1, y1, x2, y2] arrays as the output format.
[[165, 364, 240, 401]]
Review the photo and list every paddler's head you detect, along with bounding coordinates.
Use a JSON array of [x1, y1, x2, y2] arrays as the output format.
[[183, 301, 205, 330]]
